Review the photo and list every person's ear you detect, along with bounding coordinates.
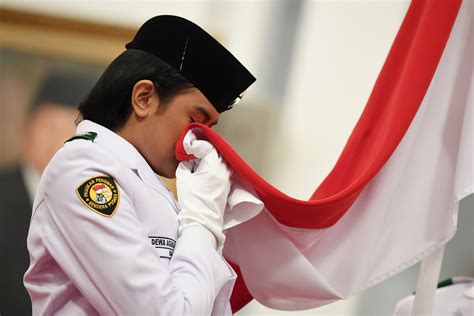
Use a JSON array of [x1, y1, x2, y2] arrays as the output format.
[[131, 80, 159, 118]]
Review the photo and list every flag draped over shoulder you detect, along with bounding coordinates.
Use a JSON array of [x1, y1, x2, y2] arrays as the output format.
[[176, 0, 472, 312]]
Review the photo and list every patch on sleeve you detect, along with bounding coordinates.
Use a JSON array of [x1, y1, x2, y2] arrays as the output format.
[[76, 175, 120, 217]]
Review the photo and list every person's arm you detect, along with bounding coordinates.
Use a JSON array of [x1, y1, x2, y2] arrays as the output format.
[[176, 144, 233, 253], [36, 150, 232, 315]]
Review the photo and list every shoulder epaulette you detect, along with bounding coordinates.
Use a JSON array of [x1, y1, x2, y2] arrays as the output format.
[[65, 131, 98, 143]]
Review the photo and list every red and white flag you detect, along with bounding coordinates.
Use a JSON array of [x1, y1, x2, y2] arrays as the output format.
[[176, 0, 472, 312]]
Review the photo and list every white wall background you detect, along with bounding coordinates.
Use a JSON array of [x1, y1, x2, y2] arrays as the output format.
[[2, 1, 471, 315]]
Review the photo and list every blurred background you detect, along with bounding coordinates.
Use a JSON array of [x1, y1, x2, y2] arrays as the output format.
[[0, 1, 472, 315]]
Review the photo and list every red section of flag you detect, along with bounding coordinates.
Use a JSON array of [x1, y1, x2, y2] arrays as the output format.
[[176, 0, 461, 229], [228, 260, 252, 313], [175, 0, 461, 312]]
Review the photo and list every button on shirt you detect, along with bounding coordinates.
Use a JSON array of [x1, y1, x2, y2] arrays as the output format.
[[24, 120, 236, 315]]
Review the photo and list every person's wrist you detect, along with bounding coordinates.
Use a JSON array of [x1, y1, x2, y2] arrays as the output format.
[[181, 224, 218, 249]]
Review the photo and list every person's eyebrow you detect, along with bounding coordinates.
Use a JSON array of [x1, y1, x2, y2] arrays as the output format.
[[195, 106, 218, 126]]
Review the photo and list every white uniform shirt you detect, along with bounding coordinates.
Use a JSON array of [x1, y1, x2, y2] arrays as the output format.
[[24, 120, 236, 315], [393, 278, 474, 316]]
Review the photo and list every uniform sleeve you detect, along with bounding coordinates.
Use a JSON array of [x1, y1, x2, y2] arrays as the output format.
[[37, 149, 234, 315]]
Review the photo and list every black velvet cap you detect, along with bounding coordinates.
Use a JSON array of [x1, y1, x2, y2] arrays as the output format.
[[125, 15, 256, 112]]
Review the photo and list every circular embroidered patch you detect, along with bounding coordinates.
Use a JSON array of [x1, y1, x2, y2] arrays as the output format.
[[76, 175, 120, 217]]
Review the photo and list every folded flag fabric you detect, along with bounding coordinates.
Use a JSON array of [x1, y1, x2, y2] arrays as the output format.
[[180, 128, 264, 230], [176, 0, 472, 312]]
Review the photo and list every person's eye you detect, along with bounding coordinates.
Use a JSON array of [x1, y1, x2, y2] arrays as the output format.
[[189, 117, 196, 123]]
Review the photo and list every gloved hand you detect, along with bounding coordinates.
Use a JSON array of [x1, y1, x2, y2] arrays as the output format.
[[176, 144, 232, 253]]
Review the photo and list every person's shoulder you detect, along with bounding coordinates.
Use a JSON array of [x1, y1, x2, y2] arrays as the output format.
[[58, 138, 117, 166], [40, 140, 121, 196], [30, 140, 126, 225], [51, 138, 120, 170]]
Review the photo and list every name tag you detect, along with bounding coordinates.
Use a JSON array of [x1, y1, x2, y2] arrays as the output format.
[[148, 236, 176, 259]]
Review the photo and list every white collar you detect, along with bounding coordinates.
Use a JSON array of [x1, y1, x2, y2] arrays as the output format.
[[76, 120, 148, 170]]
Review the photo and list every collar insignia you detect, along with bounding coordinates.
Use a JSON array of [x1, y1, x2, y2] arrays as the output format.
[[65, 131, 98, 143]]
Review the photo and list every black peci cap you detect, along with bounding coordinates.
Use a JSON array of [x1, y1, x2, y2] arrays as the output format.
[[125, 15, 256, 113]]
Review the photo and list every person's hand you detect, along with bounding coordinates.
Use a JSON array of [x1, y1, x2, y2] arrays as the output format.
[[176, 146, 232, 252]]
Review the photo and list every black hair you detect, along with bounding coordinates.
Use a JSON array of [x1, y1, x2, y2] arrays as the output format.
[[78, 49, 193, 130]]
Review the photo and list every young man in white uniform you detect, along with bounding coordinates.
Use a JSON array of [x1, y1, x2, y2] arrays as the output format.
[[24, 15, 256, 315]]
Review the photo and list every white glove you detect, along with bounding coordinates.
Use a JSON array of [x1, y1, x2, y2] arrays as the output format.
[[176, 145, 232, 253]]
